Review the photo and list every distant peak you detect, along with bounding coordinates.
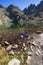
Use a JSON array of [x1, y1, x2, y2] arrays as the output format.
[[28, 4, 36, 8], [9, 4, 14, 7], [29, 4, 36, 6], [8, 4, 19, 9], [40, 0, 43, 4], [37, 0, 43, 7], [41, 0, 43, 2]]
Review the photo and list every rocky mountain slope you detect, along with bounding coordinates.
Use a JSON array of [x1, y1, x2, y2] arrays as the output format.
[[0, 1, 43, 28], [23, 1, 43, 23], [0, 4, 28, 28], [0, 5, 12, 27], [24, 1, 43, 16], [6, 4, 28, 25]]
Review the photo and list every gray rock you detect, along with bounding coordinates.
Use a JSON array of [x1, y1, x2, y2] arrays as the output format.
[[28, 51, 33, 56], [27, 41, 30, 44], [23, 43, 25, 47], [26, 55, 42, 65], [12, 44, 18, 49], [26, 56, 32, 65], [20, 35, 24, 38], [20, 31, 29, 37], [24, 47, 27, 51], [35, 31, 42, 34], [9, 50, 14, 55], [6, 45, 12, 51], [4, 41, 10, 45]]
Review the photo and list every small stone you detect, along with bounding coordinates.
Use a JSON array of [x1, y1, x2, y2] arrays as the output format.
[[27, 36, 30, 40], [35, 52, 39, 56], [24, 47, 27, 51], [18, 42, 21, 44], [20, 31, 29, 37], [28, 51, 33, 56], [4, 41, 10, 45], [35, 31, 42, 34], [9, 50, 14, 55], [26, 56, 31, 65], [17, 51, 20, 54], [27, 41, 29, 44], [12, 44, 18, 49], [37, 49, 42, 54], [6, 45, 12, 51], [32, 41, 36, 46], [23, 43, 25, 47], [20, 35, 23, 38]]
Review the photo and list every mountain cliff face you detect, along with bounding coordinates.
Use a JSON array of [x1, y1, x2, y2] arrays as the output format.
[[23, 4, 36, 15], [0, 5, 12, 27], [0, 4, 28, 27], [24, 1, 43, 17], [0, 1, 43, 28], [34, 1, 43, 17], [6, 4, 28, 25], [23, 1, 43, 23]]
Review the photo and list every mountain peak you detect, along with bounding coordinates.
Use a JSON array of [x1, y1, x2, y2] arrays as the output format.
[[23, 4, 36, 15], [40, 0, 43, 3], [28, 4, 36, 7], [38, 0, 43, 6], [8, 4, 19, 9], [28, 4, 36, 10]]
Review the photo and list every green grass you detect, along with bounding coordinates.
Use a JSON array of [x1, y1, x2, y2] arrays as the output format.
[[0, 22, 43, 34]]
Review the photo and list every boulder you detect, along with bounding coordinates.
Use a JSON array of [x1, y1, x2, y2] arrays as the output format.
[[8, 58, 20, 65]]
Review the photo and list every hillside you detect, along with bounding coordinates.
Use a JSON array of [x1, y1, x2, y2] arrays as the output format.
[[23, 1, 43, 23], [0, 1, 43, 29]]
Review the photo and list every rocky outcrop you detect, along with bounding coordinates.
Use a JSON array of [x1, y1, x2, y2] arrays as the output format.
[[23, 4, 36, 15], [23, 1, 43, 16]]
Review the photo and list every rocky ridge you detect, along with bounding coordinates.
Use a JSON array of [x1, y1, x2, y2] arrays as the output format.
[[0, 1, 43, 27]]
